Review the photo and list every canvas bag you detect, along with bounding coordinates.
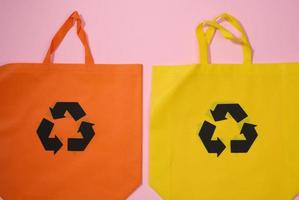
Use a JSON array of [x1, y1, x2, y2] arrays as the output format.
[[0, 11, 142, 200], [149, 13, 299, 200]]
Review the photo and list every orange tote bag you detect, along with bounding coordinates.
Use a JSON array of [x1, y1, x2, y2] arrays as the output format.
[[0, 11, 142, 200]]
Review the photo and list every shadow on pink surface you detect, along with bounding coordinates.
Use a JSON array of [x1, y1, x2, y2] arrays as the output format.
[[127, 185, 161, 200]]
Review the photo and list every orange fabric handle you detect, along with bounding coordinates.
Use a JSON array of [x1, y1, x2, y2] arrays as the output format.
[[43, 11, 94, 64]]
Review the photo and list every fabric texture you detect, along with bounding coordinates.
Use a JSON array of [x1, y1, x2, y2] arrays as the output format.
[[0, 11, 142, 200], [149, 13, 299, 200]]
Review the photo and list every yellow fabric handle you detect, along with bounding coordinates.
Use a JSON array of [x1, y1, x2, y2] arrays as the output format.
[[196, 13, 252, 64]]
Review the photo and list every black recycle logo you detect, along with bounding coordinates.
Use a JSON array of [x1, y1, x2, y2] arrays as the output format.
[[198, 103, 258, 157], [37, 102, 95, 154]]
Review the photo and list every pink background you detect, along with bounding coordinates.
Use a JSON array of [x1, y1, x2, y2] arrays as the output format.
[[1, 0, 299, 199]]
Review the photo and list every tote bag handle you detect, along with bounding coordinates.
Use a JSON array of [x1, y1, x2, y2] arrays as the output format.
[[43, 11, 94, 64], [196, 13, 252, 64]]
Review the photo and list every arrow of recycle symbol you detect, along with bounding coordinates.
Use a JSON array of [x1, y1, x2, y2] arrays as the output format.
[[37, 102, 95, 154], [198, 103, 258, 157]]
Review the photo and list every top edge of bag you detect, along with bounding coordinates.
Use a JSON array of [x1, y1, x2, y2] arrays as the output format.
[[152, 62, 299, 68]]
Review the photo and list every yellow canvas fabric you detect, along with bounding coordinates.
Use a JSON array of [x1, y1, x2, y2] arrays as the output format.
[[149, 13, 299, 200]]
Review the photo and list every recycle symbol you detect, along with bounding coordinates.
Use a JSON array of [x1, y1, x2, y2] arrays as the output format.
[[36, 102, 95, 154], [198, 103, 258, 157]]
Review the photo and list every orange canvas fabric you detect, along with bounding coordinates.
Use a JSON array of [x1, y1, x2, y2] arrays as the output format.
[[0, 11, 142, 200]]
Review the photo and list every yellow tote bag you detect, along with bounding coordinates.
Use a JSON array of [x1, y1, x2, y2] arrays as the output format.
[[149, 13, 299, 200]]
